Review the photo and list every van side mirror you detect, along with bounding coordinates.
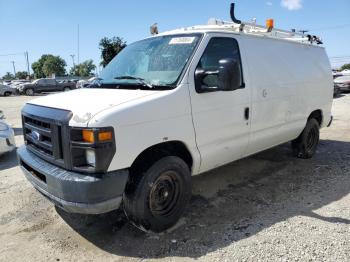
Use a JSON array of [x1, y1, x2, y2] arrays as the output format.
[[195, 58, 242, 93]]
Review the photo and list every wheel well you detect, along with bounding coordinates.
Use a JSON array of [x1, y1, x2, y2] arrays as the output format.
[[308, 110, 323, 126], [130, 141, 193, 176]]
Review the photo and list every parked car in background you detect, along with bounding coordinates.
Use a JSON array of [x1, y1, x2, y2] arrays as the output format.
[[18, 78, 76, 96], [1, 80, 12, 85], [334, 75, 350, 92], [332, 71, 343, 79], [340, 69, 350, 76], [333, 84, 341, 97], [0, 114, 15, 155], [76, 77, 99, 88], [11, 80, 30, 87], [0, 84, 17, 96]]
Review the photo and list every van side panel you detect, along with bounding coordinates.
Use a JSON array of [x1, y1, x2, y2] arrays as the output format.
[[241, 35, 333, 155]]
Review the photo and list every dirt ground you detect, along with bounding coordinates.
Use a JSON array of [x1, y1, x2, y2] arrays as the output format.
[[0, 94, 349, 262]]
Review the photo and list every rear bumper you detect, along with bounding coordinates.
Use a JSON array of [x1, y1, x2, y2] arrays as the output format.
[[17, 146, 129, 214]]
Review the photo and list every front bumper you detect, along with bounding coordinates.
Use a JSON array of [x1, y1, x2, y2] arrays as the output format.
[[17, 146, 129, 214]]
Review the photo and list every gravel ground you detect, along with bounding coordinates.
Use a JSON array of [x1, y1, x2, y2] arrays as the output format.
[[0, 93, 349, 262]]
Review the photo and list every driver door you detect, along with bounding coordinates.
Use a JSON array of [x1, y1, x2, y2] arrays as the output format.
[[187, 34, 251, 173]]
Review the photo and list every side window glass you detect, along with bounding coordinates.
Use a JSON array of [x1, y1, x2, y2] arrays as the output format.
[[197, 37, 242, 88]]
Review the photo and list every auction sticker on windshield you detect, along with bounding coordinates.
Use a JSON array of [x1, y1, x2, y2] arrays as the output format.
[[169, 37, 196, 45]]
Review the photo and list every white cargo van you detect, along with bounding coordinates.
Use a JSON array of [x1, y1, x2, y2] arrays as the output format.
[[18, 5, 333, 232]]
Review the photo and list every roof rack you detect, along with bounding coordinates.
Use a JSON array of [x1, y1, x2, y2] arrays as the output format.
[[206, 3, 323, 45]]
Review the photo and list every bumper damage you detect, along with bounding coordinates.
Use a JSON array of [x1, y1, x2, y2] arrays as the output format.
[[17, 146, 129, 214]]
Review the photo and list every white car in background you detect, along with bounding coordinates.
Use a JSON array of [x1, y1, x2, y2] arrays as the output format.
[[0, 111, 16, 155], [340, 69, 350, 76], [0, 84, 17, 96], [334, 75, 350, 92]]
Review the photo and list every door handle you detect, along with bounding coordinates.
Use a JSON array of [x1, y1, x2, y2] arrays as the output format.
[[244, 107, 249, 120]]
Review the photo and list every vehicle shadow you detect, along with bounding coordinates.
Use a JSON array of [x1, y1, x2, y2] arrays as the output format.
[[333, 94, 346, 99], [57, 139, 350, 259], [0, 150, 18, 171], [13, 128, 23, 136]]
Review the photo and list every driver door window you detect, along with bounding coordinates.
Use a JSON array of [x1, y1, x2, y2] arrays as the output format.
[[197, 37, 243, 89]]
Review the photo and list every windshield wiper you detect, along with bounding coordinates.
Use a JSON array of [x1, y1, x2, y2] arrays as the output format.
[[114, 75, 153, 88]]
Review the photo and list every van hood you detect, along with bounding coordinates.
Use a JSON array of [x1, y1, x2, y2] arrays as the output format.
[[28, 88, 161, 125]]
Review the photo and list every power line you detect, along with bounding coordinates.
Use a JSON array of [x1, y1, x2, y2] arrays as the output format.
[[310, 24, 350, 32], [0, 52, 24, 57]]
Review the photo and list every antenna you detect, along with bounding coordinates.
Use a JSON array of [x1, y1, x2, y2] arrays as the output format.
[[230, 3, 241, 24]]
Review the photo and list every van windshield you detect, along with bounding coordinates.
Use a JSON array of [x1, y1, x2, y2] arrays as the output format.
[[98, 34, 201, 89]]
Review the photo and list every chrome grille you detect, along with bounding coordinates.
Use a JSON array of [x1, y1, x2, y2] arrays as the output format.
[[21, 104, 72, 169], [24, 116, 57, 157]]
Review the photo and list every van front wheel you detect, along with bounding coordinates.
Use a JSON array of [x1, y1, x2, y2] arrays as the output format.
[[123, 156, 192, 233], [291, 118, 320, 159]]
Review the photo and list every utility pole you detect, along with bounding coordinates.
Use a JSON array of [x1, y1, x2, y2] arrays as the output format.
[[70, 54, 75, 67], [25, 51, 30, 77], [11, 61, 16, 76], [77, 24, 80, 64]]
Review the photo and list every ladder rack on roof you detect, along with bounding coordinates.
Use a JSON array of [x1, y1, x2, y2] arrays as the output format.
[[207, 3, 323, 45]]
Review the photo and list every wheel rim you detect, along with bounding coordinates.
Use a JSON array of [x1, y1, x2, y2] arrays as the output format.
[[26, 89, 33, 95], [64, 87, 70, 91], [306, 127, 317, 151], [149, 171, 180, 217]]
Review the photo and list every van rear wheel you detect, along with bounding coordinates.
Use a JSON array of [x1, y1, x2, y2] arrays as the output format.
[[123, 156, 192, 233], [291, 118, 320, 159]]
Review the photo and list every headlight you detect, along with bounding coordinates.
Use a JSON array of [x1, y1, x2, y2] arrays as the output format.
[[85, 149, 96, 167], [70, 127, 115, 173], [0, 122, 9, 131]]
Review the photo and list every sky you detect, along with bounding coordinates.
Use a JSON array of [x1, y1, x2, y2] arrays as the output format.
[[0, 0, 349, 76]]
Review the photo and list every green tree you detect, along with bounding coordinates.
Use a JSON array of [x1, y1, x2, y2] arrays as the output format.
[[32, 54, 66, 78], [340, 63, 350, 71], [32, 54, 50, 78], [99, 37, 127, 67], [2, 72, 15, 80], [42, 55, 66, 77], [15, 71, 28, 79], [70, 60, 96, 77]]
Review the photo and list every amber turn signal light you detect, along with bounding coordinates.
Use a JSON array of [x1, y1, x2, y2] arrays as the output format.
[[82, 129, 113, 143], [82, 130, 94, 143], [98, 131, 113, 141]]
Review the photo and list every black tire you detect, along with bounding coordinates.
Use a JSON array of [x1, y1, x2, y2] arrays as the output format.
[[25, 88, 34, 96], [123, 156, 192, 232], [4, 92, 11, 97], [63, 87, 71, 92], [291, 118, 320, 159]]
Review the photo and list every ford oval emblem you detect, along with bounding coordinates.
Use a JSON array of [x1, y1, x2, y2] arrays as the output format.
[[32, 130, 41, 141]]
